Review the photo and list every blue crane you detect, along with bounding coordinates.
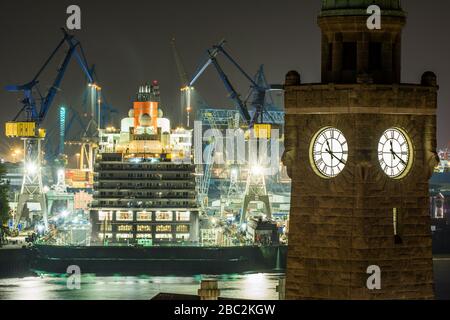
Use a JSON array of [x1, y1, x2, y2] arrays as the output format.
[[5, 28, 98, 230], [6, 28, 117, 163], [84, 64, 119, 128], [6, 28, 95, 127], [189, 40, 273, 127], [43, 105, 88, 163]]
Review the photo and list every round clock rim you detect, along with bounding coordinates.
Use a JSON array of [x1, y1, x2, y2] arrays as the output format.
[[378, 127, 414, 180], [309, 126, 347, 179]]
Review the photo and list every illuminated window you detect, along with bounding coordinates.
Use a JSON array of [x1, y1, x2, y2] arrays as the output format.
[[156, 225, 172, 232], [176, 211, 190, 221], [175, 233, 190, 240], [98, 233, 112, 240], [116, 233, 133, 239], [137, 211, 152, 221], [137, 225, 152, 232], [117, 225, 133, 232], [98, 211, 113, 221], [136, 234, 152, 239], [155, 211, 172, 221], [117, 211, 133, 221], [99, 224, 112, 232], [176, 225, 189, 233], [155, 234, 172, 240]]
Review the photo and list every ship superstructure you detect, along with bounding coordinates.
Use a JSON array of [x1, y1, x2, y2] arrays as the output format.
[[90, 82, 199, 245]]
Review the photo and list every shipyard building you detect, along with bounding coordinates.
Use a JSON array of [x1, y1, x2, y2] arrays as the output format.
[[90, 82, 199, 244]]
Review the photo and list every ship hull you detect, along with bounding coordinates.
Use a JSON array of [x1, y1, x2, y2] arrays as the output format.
[[32, 244, 288, 275]]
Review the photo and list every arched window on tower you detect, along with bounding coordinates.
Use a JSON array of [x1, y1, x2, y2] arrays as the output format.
[[342, 42, 357, 71], [327, 43, 333, 71], [369, 42, 382, 71]]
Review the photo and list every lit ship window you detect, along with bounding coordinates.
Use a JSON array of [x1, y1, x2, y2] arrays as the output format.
[[176, 225, 189, 233], [176, 211, 190, 221], [98, 211, 113, 221], [156, 225, 172, 232], [117, 225, 133, 232], [137, 225, 152, 232], [155, 211, 173, 221], [116, 233, 134, 240], [136, 234, 152, 239], [100, 225, 112, 232], [117, 211, 134, 221], [155, 234, 172, 240], [137, 211, 152, 221], [98, 233, 113, 240]]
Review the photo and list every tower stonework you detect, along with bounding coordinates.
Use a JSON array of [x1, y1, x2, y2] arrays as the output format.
[[283, 0, 439, 299]]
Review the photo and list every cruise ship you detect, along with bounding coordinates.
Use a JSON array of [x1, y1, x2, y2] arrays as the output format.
[[90, 82, 200, 245], [25, 81, 287, 275]]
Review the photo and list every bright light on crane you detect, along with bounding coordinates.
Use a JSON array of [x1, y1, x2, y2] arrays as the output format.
[[181, 86, 194, 127], [37, 224, 45, 233], [57, 168, 65, 180], [251, 165, 264, 175], [89, 83, 102, 126], [88, 83, 102, 90], [25, 162, 38, 175]]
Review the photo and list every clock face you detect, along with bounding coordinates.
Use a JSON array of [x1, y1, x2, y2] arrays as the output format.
[[378, 128, 413, 179], [310, 127, 348, 178]]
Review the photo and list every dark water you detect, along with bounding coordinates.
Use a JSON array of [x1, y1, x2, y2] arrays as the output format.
[[433, 257, 450, 300], [0, 257, 449, 300], [0, 273, 283, 300]]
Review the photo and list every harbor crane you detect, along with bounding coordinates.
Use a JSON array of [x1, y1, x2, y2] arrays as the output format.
[[190, 40, 280, 223], [189, 40, 276, 129], [171, 38, 192, 128], [5, 28, 101, 230]]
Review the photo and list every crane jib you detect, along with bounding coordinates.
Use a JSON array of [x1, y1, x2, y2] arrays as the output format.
[[188, 40, 273, 129], [6, 28, 96, 127]]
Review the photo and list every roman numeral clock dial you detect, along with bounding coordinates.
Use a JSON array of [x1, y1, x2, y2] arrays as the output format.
[[309, 127, 348, 178], [378, 128, 413, 179]]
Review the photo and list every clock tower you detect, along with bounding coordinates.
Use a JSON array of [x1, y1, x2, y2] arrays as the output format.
[[283, 0, 439, 299]]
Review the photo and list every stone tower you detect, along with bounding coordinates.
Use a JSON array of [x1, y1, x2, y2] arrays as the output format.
[[283, 0, 439, 299]]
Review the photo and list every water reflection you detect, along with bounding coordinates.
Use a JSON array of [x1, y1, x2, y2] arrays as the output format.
[[0, 273, 283, 300]]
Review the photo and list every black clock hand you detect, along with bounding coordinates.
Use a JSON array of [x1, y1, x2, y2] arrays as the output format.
[[389, 140, 396, 159], [326, 138, 346, 165], [391, 149, 407, 166], [331, 152, 346, 165], [388, 140, 395, 168], [326, 140, 334, 166], [326, 139, 332, 151], [326, 148, 346, 165], [389, 140, 407, 166]]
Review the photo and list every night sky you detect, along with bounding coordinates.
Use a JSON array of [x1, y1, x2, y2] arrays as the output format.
[[0, 0, 449, 157]]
